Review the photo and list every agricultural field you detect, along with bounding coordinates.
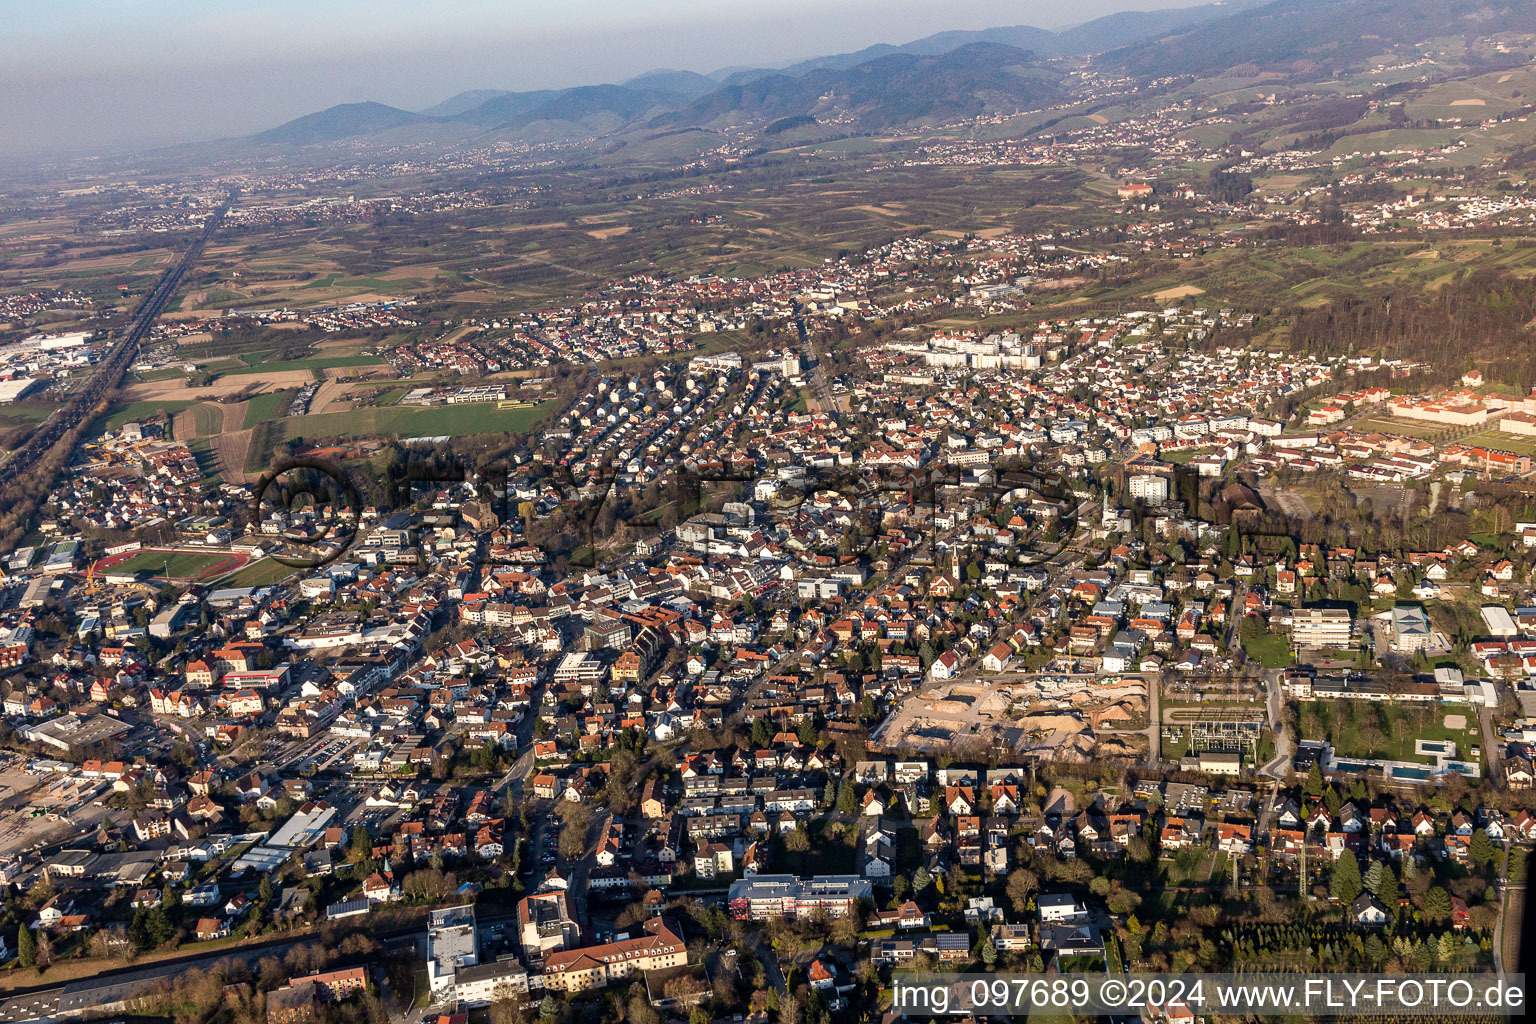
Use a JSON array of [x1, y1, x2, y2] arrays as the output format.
[[243, 390, 296, 428], [216, 354, 384, 377]]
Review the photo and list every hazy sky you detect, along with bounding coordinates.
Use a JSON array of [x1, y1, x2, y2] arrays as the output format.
[[1, 0, 1210, 159]]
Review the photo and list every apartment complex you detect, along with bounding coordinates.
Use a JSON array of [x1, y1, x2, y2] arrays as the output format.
[[264, 967, 368, 1023], [728, 874, 873, 921], [1291, 607, 1353, 649], [540, 918, 687, 993]]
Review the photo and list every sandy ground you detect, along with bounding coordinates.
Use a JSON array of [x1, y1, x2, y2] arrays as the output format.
[[847, 205, 904, 217], [1407, 249, 1440, 259], [586, 226, 632, 240], [1450, 98, 1487, 106], [1151, 284, 1206, 301], [1444, 714, 1467, 730]]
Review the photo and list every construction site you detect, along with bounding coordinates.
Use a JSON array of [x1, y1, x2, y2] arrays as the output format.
[[872, 676, 1149, 762]]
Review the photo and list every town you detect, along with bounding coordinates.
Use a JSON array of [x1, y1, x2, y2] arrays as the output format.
[[1, 2, 1535, 1023]]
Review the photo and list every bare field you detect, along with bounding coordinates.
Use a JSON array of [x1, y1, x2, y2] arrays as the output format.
[[127, 370, 318, 401], [212, 429, 255, 483], [309, 378, 355, 414]]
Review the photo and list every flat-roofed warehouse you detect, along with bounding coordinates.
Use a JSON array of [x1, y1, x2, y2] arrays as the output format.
[[1482, 604, 1517, 638], [0, 378, 41, 404]]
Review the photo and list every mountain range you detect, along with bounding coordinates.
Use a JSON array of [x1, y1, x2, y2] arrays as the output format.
[[251, 0, 1524, 149]]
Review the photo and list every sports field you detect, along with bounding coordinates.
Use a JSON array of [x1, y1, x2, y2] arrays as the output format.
[[93, 549, 249, 581]]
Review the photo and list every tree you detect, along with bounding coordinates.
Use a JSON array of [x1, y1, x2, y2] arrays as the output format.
[[349, 826, 372, 863], [912, 867, 932, 894], [33, 931, 53, 968], [1469, 830, 1495, 871], [977, 931, 998, 967], [1006, 869, 1039, 913], [1363, 860, 1387, 900], [1331, 850, 1362, 904], [146, 907, 175, 947], [1304, 763, 1325, 798], [1425, 885, 1452, 922], [16, 924, 35, 967]]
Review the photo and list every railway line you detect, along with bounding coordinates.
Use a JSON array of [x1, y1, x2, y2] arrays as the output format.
[[0, 193, 234, 487]]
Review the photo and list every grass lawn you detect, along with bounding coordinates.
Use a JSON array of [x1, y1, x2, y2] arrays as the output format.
[[219, 558, 302, 587], [1242, 631, 1295, 668], [1460, 429, 1536, 456], [135, 366, 189, 382], [0, 403, 56, 429], [1296, 700, 1478, 762]]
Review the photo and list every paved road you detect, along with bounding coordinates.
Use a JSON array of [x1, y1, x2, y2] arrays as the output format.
[[1476, 707, 1502, 780], [791, 304, 836, 420], [746, 931, 788, 997], [493, 745, 536, 794], [1259, 668, 1293, 779]]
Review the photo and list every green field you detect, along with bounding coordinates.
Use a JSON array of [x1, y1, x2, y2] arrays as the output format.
[[0, 403, 56, 429], [219, 558, 302, 587], [281, 399, 560, 441], [93, 400, 196, 434], [1460, 429, 1536, 456], [243, 390, 295, 429], [1242, 631, 1295, 669], [187, 403, 224, 437], [104, 550, 237, 580]]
